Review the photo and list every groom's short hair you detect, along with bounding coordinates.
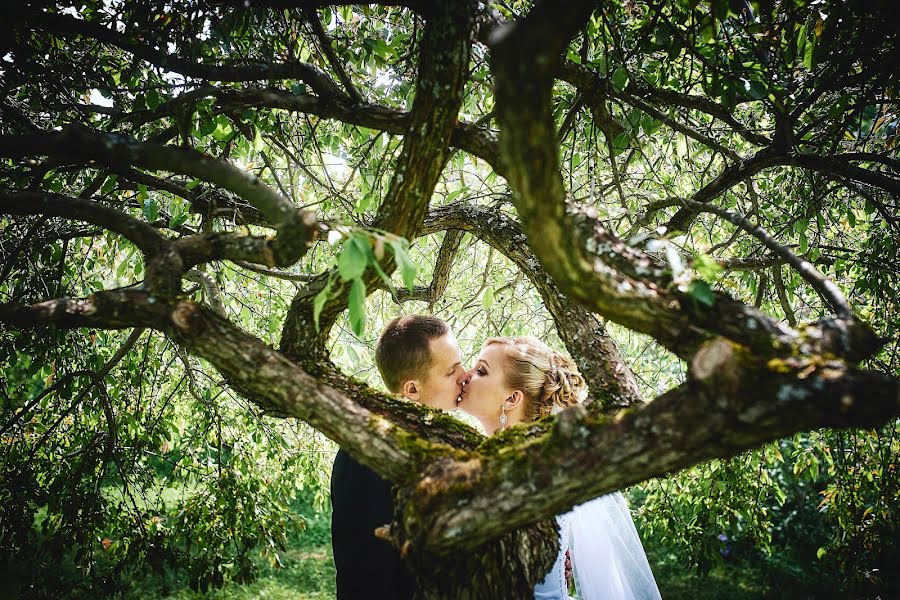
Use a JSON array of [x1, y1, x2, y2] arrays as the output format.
[[376, 315, 449, 393]]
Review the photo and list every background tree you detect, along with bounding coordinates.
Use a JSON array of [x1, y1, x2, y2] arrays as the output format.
[[1, 0, 898, 597]]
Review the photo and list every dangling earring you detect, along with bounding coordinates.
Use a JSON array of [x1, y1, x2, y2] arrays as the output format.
[[499, 403, 508, 430]]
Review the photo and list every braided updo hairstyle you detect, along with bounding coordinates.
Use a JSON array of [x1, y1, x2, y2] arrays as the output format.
[[483, 336, 586, 422]]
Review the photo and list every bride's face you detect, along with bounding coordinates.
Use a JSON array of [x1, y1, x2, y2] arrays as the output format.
[[458, 344, 511, 420]]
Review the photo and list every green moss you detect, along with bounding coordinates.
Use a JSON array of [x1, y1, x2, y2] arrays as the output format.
[[476, 422, 539, 456]]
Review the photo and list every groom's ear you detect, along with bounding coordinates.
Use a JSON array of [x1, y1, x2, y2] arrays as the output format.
[[401, 379, 420, 402]]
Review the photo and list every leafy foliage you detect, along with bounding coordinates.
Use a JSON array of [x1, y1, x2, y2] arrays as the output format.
[[1, 0, 898, 597]]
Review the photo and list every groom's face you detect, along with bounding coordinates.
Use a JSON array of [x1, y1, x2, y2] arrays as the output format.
[[409, 331, 468, 411]]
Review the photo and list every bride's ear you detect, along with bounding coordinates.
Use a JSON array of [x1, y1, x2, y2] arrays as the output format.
[[506, 389, 524, 409]]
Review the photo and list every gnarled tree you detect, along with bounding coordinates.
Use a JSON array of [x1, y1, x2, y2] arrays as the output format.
[[2, 0, 898, 597]]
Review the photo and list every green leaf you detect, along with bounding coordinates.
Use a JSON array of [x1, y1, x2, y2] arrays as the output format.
[[354, 194, 373, 213], [796, 24, 807, 58], [389, 238, 417, 293], [198, 116, 217, 137], [252, 127, 265, 152], [169, 206, 188, 229], [100, 174, 118, 195], [337, 236, 369, 281], [688, 280, 716, 307], [817, 547, 827, 560], [348, 277, 366, 336], [694, 253, 722, 281], [676, 133, 688, 158], [142, 197, 159, 222], [803, 30, 816, 70], [612, 67, 629, 93], [212, 115, 233, 141], [312, 276, 334, 332], [370, 257, 394, 291], [445, 186, 469, 203], [774, 486, 787, 506], [482, 286, 495, 310]]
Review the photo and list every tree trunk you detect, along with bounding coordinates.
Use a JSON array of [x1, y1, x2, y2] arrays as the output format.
[[410, 520, 559, 599]]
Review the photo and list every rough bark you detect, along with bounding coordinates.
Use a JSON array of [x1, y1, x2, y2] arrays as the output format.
[[403, 339, 900, 554], [3, 2, 900, 597], [488, 10, 881, 366], [279, 0, 479, 364]]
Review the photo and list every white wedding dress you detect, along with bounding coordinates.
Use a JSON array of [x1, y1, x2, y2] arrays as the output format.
[[533, 492, 662, 600]]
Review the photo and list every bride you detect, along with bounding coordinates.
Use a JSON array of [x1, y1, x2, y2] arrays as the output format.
[[458, 336, 662, 600]]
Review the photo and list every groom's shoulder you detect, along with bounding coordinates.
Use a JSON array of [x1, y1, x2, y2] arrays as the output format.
[[332, 447, 389, 490]]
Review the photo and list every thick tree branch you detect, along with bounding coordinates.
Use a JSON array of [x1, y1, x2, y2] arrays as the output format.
[[404, 339, 900, 554], [280, 1, 478, 360], [0, 125, 317, 267], [20, 9, 344, 94], [118, 86, 506, 176], [184, 269, 226, 316], [489, 2, 879, 364], [0, 187, 316, 292], [0, 290, 461, 481], [114, 169, 268, 227], [666, 151, 900, 233], [0, 191, 166, 258]]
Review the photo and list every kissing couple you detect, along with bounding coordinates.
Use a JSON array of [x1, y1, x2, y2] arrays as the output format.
[[331, 315, 662, 600]]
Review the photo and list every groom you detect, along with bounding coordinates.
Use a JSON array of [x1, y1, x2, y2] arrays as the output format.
[[330, 315, 469, 599]]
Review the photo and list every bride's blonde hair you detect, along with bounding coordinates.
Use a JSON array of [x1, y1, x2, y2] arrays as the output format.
[[483, 336, 585, 422]]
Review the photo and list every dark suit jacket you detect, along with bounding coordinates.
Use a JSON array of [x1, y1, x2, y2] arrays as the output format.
[[331, 448, 415, 600]]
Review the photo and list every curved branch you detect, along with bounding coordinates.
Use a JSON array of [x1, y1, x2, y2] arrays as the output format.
[[303, 7, 364, 103], [0, 125, 317, 267], [558, 61, 771, 147], [0, 289, 462, 482], [666, 150, 900, 233], [0, 191, 166, 257], [773, 263, 797, 327], [233, 261, 317, 282], [114, 168, 268, 227], [280, 1, 478, 360], [395, 230, 463, 305], [407, 339, 900, 554], [21, 10, 344, 93], [673, 196, 853, 318], [214, 88, 504, 175]]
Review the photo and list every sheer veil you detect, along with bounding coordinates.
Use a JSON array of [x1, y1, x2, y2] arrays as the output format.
[[567, 492, 662, 600]]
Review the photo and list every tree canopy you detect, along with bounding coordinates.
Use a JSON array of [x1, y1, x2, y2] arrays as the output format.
[[1, 0, 899, 597]]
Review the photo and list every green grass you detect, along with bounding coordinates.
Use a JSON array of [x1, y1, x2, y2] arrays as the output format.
[[131, 524, 816, 600], [129, 494, 336, 600], [146, 546, 336, 600], [126, 493, 836, 600]]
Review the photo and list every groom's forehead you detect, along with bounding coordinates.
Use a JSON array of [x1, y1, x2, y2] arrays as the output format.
[[429, 331, 460, 363]]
